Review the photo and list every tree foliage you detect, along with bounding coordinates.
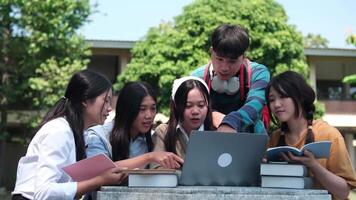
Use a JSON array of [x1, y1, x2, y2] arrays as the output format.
[[115, 0, 309, 114], [346, 34, 356, 46], [343, 34, 356, 84], [0, 0, 91, 138], [304, 33, 329, 48]]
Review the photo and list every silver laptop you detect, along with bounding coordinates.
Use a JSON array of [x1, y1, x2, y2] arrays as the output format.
[[179, 131, 268, 186]]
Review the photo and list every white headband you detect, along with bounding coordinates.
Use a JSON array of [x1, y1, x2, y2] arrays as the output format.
[[171, 76, 209, 100]]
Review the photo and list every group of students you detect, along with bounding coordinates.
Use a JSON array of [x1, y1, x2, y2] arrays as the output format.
[[12, 24, 356, 200]]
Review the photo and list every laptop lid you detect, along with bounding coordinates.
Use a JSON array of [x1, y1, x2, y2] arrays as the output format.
[[179, 131, 268, 186]]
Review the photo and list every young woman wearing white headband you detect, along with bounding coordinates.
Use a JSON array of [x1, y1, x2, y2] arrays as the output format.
[[152, 76, 215, 168]]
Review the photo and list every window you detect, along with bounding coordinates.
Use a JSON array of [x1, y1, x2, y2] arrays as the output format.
[[351, 83, 356, 100], [317, 80, 356, 100], [317, 80, 343, 100], [88, 55, 119, 83]]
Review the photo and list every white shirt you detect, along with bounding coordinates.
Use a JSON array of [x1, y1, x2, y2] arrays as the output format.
[[176, 123, 205, 143], [12, 117, 77, 200]]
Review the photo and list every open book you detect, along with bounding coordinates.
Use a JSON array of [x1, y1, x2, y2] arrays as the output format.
[[125, 169, 179, 187], [62, 153, 116, 182], [267, 141, 331, 162]]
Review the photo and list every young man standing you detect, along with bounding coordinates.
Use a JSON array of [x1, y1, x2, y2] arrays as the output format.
[[191, 24, 270, 134]]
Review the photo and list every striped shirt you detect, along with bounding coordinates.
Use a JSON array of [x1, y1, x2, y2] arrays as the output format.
[[191, 61, 270, 134]]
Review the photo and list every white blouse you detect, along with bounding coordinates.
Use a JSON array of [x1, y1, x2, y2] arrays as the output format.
[[12, 117, 77, 200]]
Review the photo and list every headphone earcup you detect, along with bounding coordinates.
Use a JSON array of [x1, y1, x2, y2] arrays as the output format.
[[211, 76, 227, 93], [226, 77, 239, 95]]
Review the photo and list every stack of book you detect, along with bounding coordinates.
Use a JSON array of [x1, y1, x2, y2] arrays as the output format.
[[261, 141, 332, 189], [126, 169, 180, 187], [260, 162, 313, 189]]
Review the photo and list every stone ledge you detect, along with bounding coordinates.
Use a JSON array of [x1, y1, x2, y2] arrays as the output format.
[[97, 186, 331, 200]]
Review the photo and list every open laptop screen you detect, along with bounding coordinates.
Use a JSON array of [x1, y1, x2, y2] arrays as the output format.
[[179, 131, 268, 186]]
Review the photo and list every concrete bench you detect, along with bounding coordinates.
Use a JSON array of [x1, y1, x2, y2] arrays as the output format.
[[97, 186, 331, 200]]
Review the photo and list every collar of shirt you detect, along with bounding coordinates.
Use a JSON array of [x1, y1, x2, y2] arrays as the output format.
[[176, 123, 205, 143], [129, 135, 148, 158]]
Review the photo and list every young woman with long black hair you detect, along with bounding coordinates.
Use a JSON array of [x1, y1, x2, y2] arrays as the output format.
[[85, 81, 183, 170], [12, 70, 125, 200], [152, 76, 214, 165]]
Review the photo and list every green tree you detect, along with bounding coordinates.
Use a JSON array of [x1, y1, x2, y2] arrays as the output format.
[[346, 34, 356, 46], [343, 34, 356, 84], [304, 33, 329, 48], [0, 0, 90, 186], [115, 0, 309, 114], [0, 0, 91, 135]]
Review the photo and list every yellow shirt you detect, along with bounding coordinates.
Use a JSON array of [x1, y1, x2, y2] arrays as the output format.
[[269, 119, 356, 191]]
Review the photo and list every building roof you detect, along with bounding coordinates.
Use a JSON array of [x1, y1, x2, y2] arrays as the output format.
[[86, 39, 356, 57], [304, 47, 356, 57], [87, 39, 136, 49]]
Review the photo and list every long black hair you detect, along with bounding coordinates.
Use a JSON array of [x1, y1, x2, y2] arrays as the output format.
[[265, 71, 316, 145], [37, 70, 112, 161], [110, 81, 157, 161], [165, 79, 214, 154]]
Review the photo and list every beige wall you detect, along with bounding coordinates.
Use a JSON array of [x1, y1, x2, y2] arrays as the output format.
[[88, 47, 131, 83]]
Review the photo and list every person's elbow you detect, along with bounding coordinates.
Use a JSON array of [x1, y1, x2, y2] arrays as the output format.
[[334, 187, 350, 200], [34, 184, 54, 200], [34, 183, 74, 200]]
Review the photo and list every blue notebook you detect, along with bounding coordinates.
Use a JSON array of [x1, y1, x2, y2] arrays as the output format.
[[267, 141, 331, 162]]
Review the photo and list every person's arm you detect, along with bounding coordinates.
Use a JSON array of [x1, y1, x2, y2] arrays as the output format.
[[33, 123, 79, 200], [150, 125, 168, 169], [217, 124, 236, 133], [114, 151, 183, 169], [115, 124, 183, 169], [212, 111, 225, 129], [287, 151, 349, 199], [220, 64, 270, 132], [76, 167, 125, 198]]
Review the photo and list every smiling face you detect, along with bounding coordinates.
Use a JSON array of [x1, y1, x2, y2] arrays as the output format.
[[268, 87, 296, 123], [181, 88, 208, 134], [83, 89, 113, 128], [131, 95, 157, 138], [211, 50, 244, 80]]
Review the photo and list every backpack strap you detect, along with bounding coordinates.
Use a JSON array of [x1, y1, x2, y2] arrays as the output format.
[[239, 59, 252, 101], [203, 62, 212, 91]]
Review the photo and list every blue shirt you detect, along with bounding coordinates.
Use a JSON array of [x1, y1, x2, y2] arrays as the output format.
[[85, 121, 148, 159]]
